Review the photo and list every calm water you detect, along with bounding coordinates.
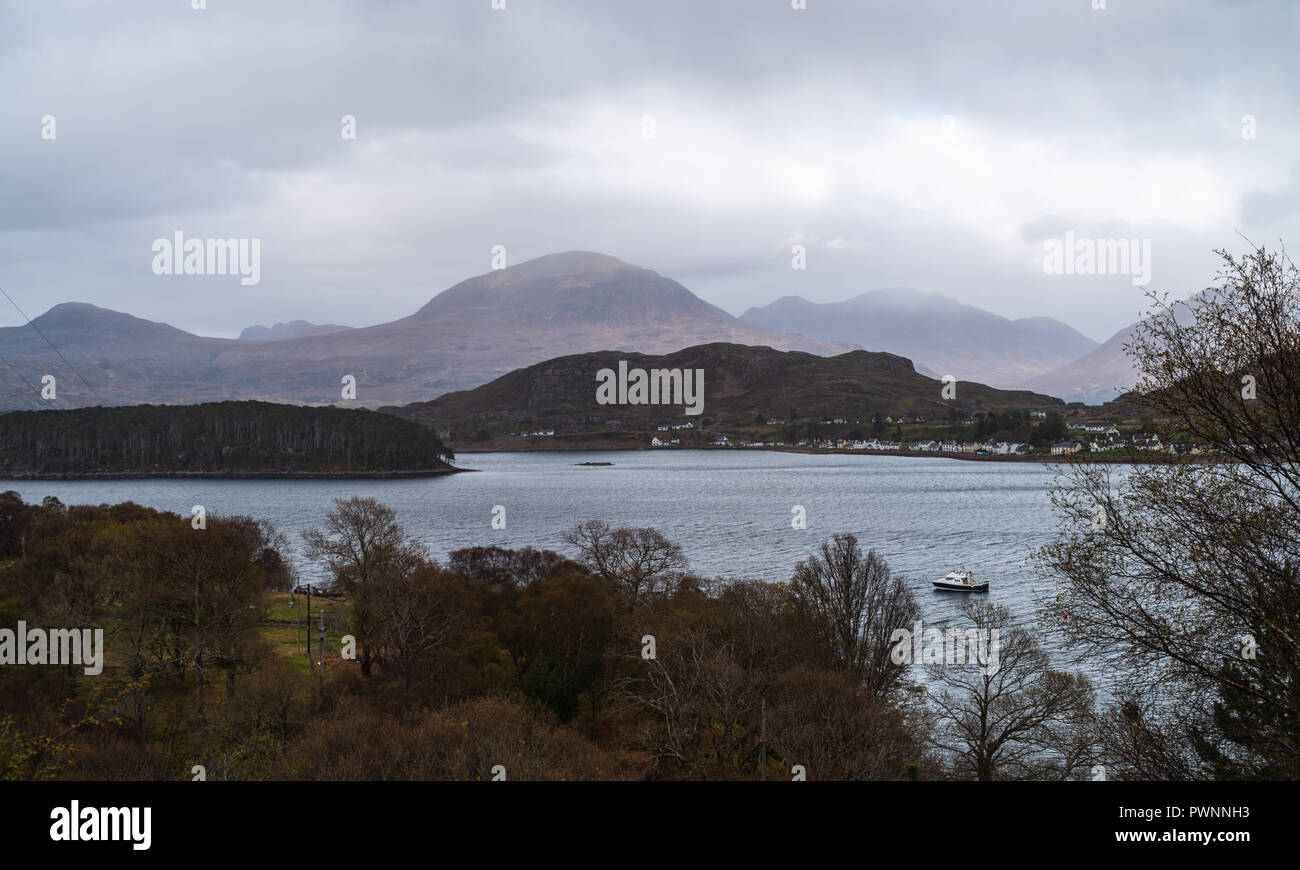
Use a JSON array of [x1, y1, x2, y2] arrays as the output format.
[[4, 450, 1077, 630]]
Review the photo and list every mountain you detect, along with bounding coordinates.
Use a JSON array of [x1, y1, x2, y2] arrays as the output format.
[[1015, 321, 1140, 404], [388, 342, 1064, 437], [1014, 295, 1206, 403], [0, 303, 235, 407], [737, 289, 1098, 388], [0, 252, 854, 409], [401, 250, 850, 354], [7, 302, 227, 361], [238, 320, 353, 341]]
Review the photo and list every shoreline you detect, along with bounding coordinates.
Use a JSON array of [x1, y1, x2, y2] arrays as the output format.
[[0, 466, 469, 481], [450, 444, 1195, 464], [0, 448, 1203, 479]]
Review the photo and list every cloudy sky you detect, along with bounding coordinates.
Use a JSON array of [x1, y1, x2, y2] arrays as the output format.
[[2, 0, 1297, 342]]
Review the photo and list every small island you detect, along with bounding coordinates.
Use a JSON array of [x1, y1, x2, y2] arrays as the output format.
[[0, 401, 459, 478]]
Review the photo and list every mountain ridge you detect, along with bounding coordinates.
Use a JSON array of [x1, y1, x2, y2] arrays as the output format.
[[0, 252, 854, 409], [388, 341, 1066, 439], [238, 320, 355, 341], [738, 288, 1099, 388]]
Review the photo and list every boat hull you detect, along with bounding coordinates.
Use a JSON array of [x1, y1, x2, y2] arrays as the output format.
[[931, 580, 989, 592]]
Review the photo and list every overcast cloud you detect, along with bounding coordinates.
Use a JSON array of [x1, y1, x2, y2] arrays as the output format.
[[1, 0, 1297, 341]]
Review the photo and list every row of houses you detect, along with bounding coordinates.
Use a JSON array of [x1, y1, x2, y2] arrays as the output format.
[[908, 440, 1033, 455], [778, 438, 1033, 454], [1055, 433, 1212, 455], [1057, 433, 1165, 454], [643, 430, 1211, 456]]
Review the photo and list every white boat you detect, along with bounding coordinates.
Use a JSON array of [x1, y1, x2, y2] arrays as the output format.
[[931, 570, 988, 592]]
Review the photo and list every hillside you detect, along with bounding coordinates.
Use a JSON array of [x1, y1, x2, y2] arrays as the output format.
[[0, 401, 456, 477], [1014, 293, 1214, 403], [738, 288, 1098, 388], [1015, 321, 1140, 404], [388, 342, 1064, 439]]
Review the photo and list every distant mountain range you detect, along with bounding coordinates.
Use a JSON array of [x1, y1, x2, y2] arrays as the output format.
[[1016, 321, 1140, 404], [738, 289, 1099, 388], [0, 252, 853, 409], [1016, 295, 1208, 403], [238, 320, 354, 341], [389, 342, 1064, 437], [0, 251, 1160, 409]]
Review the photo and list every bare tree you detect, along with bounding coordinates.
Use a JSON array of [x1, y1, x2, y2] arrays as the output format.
[[927, 600, 1096, 781], [302, 497, 426, 677], [767, 668, 932, 781], [623, 595, 763, 780], [564, 519, 686, 609], [1040, 243, 1300, 779], [1091, 686, 1204, 782], [791, 533, 918, 700], [367, 563, 468, 708], [149, 515, 277, 719]]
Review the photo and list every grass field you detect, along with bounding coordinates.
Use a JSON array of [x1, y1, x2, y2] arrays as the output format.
[[263, 591, 356, 674]]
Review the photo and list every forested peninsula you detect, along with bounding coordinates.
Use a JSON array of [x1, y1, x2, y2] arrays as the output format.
[[0, 401, 457, 478]]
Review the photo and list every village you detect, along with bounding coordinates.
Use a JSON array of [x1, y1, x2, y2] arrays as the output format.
[[660, 429, 1198, 457], [493, 409, 1214, 460], [644, 418, 1209, 457]]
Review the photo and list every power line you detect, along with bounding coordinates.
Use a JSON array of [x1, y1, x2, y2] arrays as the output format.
[[0, 353, 50, 409], [0, 284, 108, 406], [0, 284, 219, 514]]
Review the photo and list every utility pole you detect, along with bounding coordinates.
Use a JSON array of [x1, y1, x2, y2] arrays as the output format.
[[305, 583, 311, 667], [316, 607, 326, 692], [760, 698, 767, 781], [290, 587, 301, 655]]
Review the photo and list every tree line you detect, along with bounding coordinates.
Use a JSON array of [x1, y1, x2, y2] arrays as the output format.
[[0, 491, 1098, 780], [0, 401, 454, 475]]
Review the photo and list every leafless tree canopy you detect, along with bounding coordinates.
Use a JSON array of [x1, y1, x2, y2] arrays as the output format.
[[1041, 244, 1300, 779], [564, 519, 687, 609], [927, 600, 1096, 781], [302, 496, 428, 678], [790, 533, 919, 701]]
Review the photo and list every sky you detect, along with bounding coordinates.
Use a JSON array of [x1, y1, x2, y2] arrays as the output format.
[[2, 0, 1297, 343]]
